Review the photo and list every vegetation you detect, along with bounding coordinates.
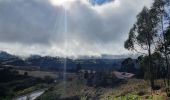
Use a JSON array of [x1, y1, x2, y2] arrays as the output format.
[[0, 66, 48, 99], [124, 6, 160, 89], [125, 0, 170, 96], [121, 57, 135, 73], [76, 63, 82, 73]]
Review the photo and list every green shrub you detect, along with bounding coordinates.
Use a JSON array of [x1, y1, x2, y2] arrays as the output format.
[[115, 94, 142, 100], [36, 91, 60, 100]]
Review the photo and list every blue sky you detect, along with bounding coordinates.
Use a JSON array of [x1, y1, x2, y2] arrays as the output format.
[[89, 0, 114, 5]]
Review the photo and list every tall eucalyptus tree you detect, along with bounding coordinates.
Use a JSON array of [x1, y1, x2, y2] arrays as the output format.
[[124, 6, 160, 89]]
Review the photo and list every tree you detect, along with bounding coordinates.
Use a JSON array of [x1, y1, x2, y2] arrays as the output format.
[[158, 26, 170, 95], [24, 72, 28, 76], [135, 55, 145, 78], [124, 6, 160, 89], [121, 58, 135, 73], [151, 0, 170, 95], [140, 52, 164, 79], [76, 63, 81, 73], [44, 76, 54, 84], [84, 71, 89, 79]]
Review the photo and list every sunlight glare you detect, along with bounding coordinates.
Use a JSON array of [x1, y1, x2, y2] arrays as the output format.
[[50, 0, 76, 6]]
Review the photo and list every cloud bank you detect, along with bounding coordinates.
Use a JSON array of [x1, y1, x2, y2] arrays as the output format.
[[0, 0, 153, 57]]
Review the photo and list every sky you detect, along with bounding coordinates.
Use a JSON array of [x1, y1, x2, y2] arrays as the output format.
[[0, 0, 153, 58]]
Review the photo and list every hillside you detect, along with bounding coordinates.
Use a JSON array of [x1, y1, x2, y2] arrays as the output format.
[[0, 51, 124, 71]]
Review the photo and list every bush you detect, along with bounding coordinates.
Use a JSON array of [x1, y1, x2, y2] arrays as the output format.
[[37, 91, 60, 100], [43, 76, 54, 84], [24, 72, 28, 76], [115, 94, 142, 100]]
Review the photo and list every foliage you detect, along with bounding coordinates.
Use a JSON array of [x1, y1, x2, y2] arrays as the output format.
[[80, 96, 87, 100], [152, 0, 170, 96], [121, 58, 135, 73], [36, 91, 60, 100], [115, 94, 142, 100], [124, 0, 166, 89], [43, 75, 54, 84], [139, 52, 165, 80], [0, 66, 45, 99], [24, 71, 28, 76], [76, 63, 82, 73]]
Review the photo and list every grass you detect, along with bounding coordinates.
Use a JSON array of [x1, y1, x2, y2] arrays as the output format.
[[15, 84, 47, 96], [100, 79, 149, 99], [101, 79, 169, 100], [37, 77, 170, 100]]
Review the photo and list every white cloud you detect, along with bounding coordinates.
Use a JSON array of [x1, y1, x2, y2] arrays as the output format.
[[0, 0, 153, 57]]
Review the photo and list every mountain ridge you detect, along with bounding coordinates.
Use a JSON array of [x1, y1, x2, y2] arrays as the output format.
[[0, 51, 126, 71]]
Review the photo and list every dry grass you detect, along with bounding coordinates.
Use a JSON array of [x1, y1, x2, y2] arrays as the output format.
[[53, 78, 169, 100], [100, 79, 149, 99], [36, 74, 170, 100], [100, 79, 170, 100]]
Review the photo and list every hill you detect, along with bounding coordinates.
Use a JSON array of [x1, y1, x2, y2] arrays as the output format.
[[0, 51, 124, 71]]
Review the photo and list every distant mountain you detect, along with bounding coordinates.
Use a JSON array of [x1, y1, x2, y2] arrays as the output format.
[[101, 54, 139, 59], [0, 51, 126, 71], [0, 51, 28, 66], [0, 51, 17, 59]]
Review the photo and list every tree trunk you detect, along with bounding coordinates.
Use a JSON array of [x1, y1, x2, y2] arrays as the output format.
[[161, 12, 170, 87], [148, 44, 155, 89]]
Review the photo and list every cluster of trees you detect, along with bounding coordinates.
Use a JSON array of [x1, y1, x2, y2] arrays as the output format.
[[81, 70, 122, 88], [124, 0, 170, 95], [0, 67, 33, 99], [121, 58, 136, 73], [0, 66, 53, 99]]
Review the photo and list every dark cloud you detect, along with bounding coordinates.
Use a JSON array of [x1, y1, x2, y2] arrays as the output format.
[[0, 0, 152, 57], [0, 0, 59, 44]]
